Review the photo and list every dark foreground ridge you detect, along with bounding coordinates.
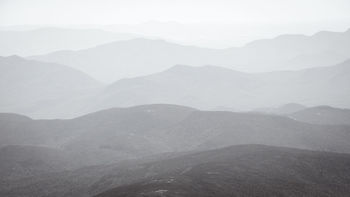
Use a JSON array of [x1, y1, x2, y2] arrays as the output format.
[[95, 144, 350, 197]]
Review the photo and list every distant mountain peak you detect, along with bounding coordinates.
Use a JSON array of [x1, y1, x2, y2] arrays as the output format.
[[105, 37, 170, 46], [1, 55, 23, 61], [164, 64, 242, 74], [7, 55, 22, 59], [280, 103, 306, 109], [128, 37, 167, 43]]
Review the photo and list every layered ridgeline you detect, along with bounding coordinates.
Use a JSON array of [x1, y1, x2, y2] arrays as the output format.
[[94, 145, 350, 197], [0, 27, 137, 56], [255, 104, 350, 125], [288, 106, 350, 125], [0, 56, 102, 118], [31, 28, 350, 82], [1, 104, 350, 168], [254, 103, 307, 115], [1, 104, 350, 196], [91, 60, 350, 112], [2, 56, 350, 118], [2, 145, 350, 197]]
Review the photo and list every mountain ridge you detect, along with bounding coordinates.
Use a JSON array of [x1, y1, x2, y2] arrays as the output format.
[[93, 144, 350, 197], [31, 28, 350, 82]]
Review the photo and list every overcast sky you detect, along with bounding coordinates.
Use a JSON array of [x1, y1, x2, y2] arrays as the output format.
[[0, 0, 349, 25], [0, 0, 349, 48]]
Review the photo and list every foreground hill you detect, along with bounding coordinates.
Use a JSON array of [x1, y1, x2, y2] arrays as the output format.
[[3, 145, 350, 197], [31, 29, 350, 82], [94, 145, 350, 197], [0, 145, 71, 180], [0, 55, 101, 118]]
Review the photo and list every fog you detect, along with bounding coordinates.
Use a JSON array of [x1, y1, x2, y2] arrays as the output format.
[[1, 0, 350, 48], [2, 0, 350, 24], [1, 0, 350, 196]]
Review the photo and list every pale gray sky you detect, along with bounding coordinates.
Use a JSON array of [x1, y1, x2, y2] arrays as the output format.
[[1, 0, 349, 48], [0, 0, 349, 25]]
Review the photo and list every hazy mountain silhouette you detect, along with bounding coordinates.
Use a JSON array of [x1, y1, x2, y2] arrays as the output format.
[[91, 60, 350, 112], [162, 110, 350, 153], [2, 57, 350, 118], [0, 27, 137, 56], [1, 104, 350, 168], [2, 3, 350, 197], [289, 105, 350, 125], [95, 65, 257, 110], [0, 55, 101, 118], [31, 38, 220, 82], [254, 103, 307, 114], [0, 105, 196, 166], [31, 29, 350, 82], [236, 29, 350, 70], [70, 105, 350, 154]]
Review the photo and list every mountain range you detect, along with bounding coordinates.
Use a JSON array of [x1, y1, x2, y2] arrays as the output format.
[[254, 103, 307, 114], [95, 145, 350, 197], [0, 55, 101, 118], [289, 105, 350, 125], [91, 60, 350, 113], [2, 16, 350, 197], [1, 104, 350, 167], [30, 29, 350, 82], [0, 27, 137, 56], [2, 144, 350, 197], [2, 55, 350, 118]]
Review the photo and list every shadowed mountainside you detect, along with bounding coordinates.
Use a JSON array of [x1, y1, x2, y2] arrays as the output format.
[[3, 145, 349, 197], [94, 145, 350, 197], [0, 145, 72, 180], [1, 104, 350, 168]]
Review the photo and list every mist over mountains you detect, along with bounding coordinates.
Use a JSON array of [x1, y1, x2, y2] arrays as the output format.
[[1, 104, 350, 167], [30, 28, 350, 82], [96, 60, 350, 111], [1, 54, 350, 118], [1, 22, 350, 197], [0, 55, 101, 118], [289, 105, 350, 125], [0, 27, 137, 56], [1, 104, 350, 196]]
